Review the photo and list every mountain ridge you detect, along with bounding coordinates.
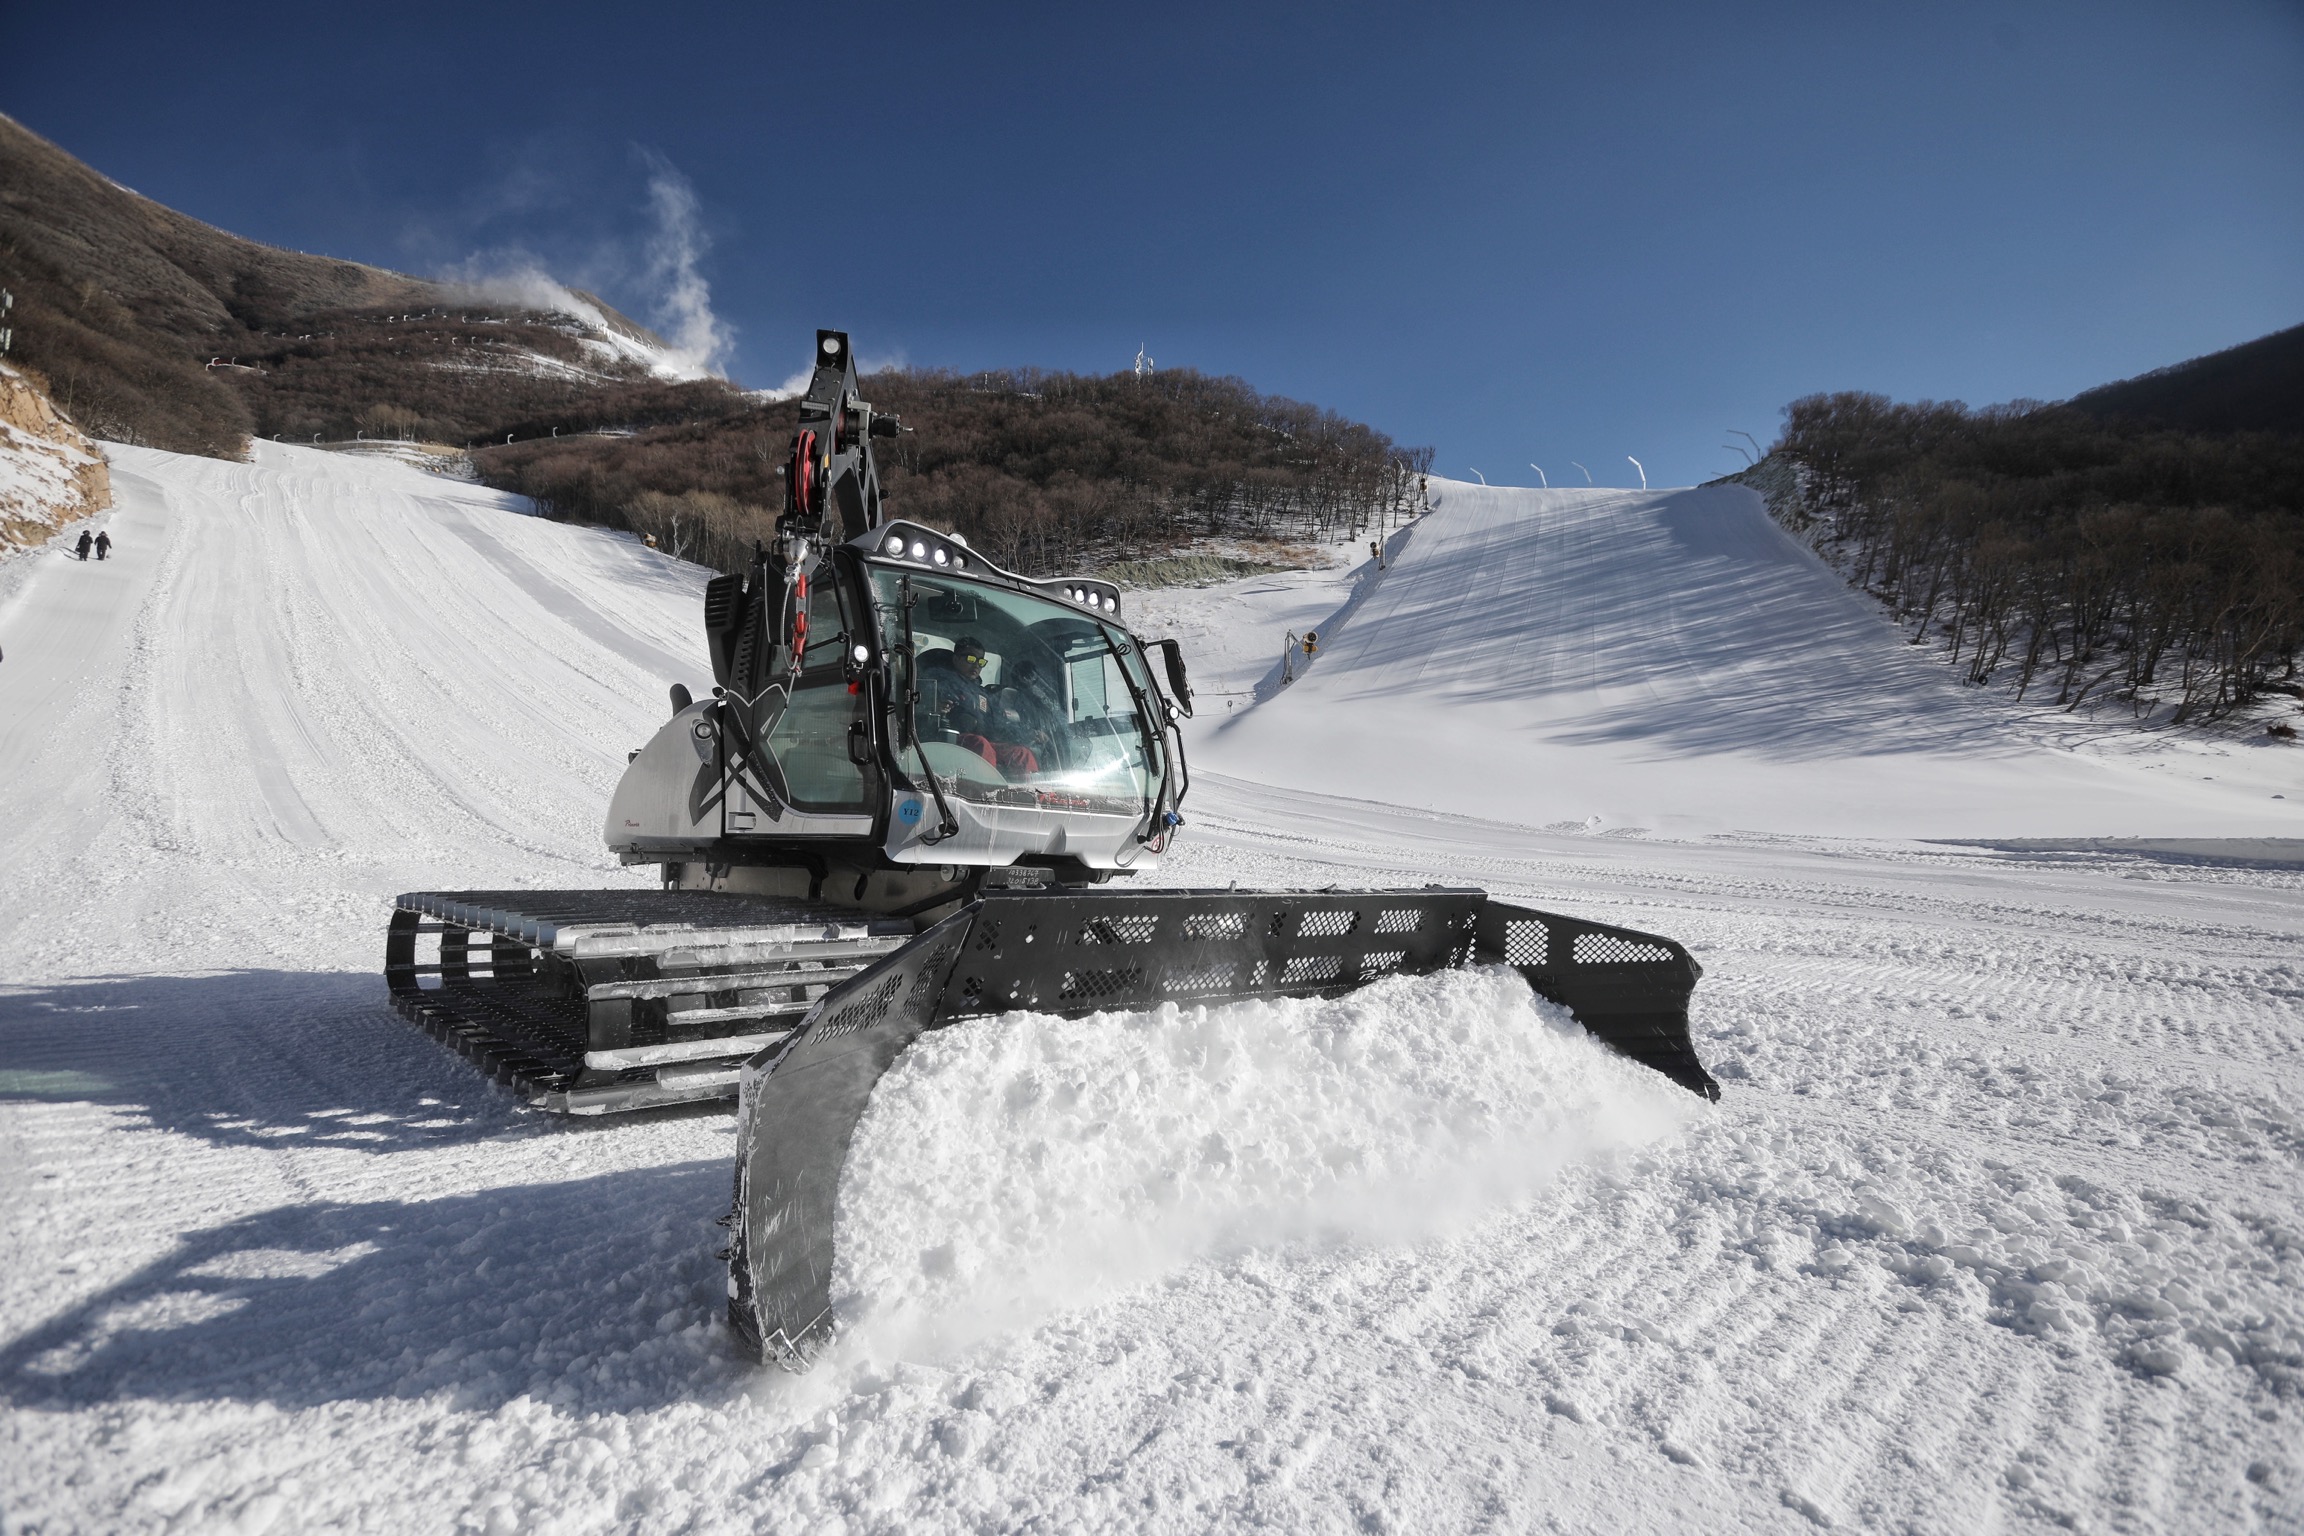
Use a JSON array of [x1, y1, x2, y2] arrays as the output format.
[[2067, 321, 2304, 438], [0, 113, 718, 455]]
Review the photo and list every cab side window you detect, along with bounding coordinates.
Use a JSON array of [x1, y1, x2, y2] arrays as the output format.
[[766, 571, 875, 811]]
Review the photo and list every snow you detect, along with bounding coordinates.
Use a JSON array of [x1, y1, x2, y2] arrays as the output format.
[[0, 362, 105, 554], [1170, 480, 2304, 838], [835, 969, 1696, 1366], [0, 416, 92, 540], [2, 446, 2300, 1533]]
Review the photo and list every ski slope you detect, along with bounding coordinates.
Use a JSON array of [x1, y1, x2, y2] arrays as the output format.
[[2, 445, 2300, 1534], [1195, 480, 2303, 838]]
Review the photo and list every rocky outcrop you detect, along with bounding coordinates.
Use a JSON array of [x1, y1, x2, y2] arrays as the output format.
[[0, 361, 111, 552]]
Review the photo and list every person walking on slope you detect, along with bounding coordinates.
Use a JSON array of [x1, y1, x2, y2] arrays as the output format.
[[74, 530, 91, 560], [94, 530, 111, 561]]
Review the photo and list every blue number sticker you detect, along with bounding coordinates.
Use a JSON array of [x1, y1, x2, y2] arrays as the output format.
[[897, 798, 923, 825]]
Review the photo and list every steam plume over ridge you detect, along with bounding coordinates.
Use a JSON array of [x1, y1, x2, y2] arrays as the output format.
[[637, 154, 733, 379], [437, 155, 733, 383]]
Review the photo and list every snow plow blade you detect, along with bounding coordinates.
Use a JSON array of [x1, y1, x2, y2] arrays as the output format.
[[726, 886, 1711, 1366]]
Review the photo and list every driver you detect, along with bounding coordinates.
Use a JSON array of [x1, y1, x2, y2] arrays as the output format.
[[994, 656, 1062, 760], [919, 635, 992, 734]]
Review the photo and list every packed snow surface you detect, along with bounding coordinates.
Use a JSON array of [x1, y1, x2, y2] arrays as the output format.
[[1189, 480, 2304, 837], [2, 446, 2300, 1533]]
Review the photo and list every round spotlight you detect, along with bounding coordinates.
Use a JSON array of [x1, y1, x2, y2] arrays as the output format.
[[932, 547, 949, 565], [910, 541, 927, 559], [852, 643, 870, 663], [1103, 595, 1117, 611], [883, 535, 904, 555], [821, 336, 839, 356]]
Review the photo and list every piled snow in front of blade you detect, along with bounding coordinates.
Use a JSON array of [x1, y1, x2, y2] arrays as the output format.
[[831, 966, 1698, 1360]]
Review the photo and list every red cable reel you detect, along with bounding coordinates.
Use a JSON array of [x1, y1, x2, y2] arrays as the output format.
[[788, 428, 822, 521]]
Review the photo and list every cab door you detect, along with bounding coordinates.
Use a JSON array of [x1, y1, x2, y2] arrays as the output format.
[[750, 566, 879, 820]]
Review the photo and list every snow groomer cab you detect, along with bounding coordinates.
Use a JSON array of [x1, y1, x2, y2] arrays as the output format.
[[604, 331, 1194, 917]]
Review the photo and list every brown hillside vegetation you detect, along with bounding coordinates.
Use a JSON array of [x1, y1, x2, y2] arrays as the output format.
[[1754, 389, 2304, 724], [223, 306, 742, 447], [0, 112, 431, 452], [2068, 321, 2304, 439], [477, 367, 1434, 577], [1, 115, 1425, 577], [0, 113, 733, 454]]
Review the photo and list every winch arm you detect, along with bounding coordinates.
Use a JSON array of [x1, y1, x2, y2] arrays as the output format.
[[705, 330, 902, 699]]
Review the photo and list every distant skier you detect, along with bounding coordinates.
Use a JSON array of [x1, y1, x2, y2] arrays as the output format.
[[74, 530, 92, 561], [94, 530, 112, 561]]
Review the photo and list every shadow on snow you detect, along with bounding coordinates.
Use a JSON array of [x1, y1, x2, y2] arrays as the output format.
[[0, 969, 731, 1151], [0, 1162, 755, 1413]]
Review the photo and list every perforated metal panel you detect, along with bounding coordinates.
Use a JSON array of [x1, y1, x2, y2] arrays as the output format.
[[1500, 919, 1547, 966], [811, 973, 905, 1043], [1295, 909, 1361, 939], [939, 887, 1483, 1022], [1181, 911, 1248, 940], [1473, 898, 1712, 1103], [1572, 931, 1677, 965], [1078, 914, 1159, 945], [1059, 967, 1144, 1001], [1361, 949, 1408, 977]]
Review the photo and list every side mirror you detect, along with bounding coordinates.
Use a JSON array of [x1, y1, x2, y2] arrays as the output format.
[[846, 721, 874, 766], [1155, 638, 1194, 718]]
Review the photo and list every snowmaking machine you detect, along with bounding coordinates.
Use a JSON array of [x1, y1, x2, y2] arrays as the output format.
[[384, 330, 1716, 1367]]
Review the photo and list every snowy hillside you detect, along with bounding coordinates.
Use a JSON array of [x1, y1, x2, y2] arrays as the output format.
[[2, 446, 2300, 1533], [0, 363, 109, 554], [1190, 479, 2303, 838]]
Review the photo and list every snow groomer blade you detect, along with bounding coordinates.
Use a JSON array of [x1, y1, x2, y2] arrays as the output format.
[[724, 886, 1712, 1366]]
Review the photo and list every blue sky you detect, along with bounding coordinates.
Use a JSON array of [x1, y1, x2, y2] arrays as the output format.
[[7, 1, 2300, 486]]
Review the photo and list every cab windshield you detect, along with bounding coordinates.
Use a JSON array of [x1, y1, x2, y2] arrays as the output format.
[[873, 567, 1159, 816]]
